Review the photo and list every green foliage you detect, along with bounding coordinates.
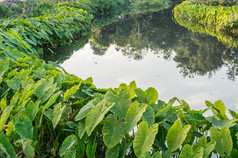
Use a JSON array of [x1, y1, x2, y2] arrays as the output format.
[[174, 1, 238, 48], [133, 121, 158, 157], [0, 0, 237, 157], [210, 126, 233, 156], [0, 131, 16, 158], [167, 119, 191, 152]]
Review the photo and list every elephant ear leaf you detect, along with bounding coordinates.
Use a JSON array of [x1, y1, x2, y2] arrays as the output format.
[[167, 119, 191, 152], [210, 126, 233, 156], [105, 89, 131, 118], [0, 131, 16, 158], [125, 102, 147, 133], [14, 117, 33, 140], [63, 84, 81, 102], [193, 135, 216, 158], [133, 121, 158, 157], [179, 144, 203, 158], [102, 114, 125, 148], [85, 100, 114, 136]]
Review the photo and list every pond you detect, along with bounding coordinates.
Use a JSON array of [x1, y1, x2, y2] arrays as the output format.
[[51, 8, 238, 111]]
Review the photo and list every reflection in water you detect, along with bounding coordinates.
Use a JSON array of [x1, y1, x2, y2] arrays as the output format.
[[59, 8, 238, 111], [91, 8, 238, 80]]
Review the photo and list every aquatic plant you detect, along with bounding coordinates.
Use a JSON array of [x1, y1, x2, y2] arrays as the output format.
[[0, 0, 238, 157]]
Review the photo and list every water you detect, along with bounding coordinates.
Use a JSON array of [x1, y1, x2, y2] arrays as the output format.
[[55, 9, 238, 111]]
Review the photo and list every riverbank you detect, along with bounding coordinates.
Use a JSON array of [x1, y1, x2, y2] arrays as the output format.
[[174, 0, 238, 48], [0, 0, 238, 157]]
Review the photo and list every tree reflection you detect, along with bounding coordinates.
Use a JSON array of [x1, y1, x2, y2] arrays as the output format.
[[91, 8, 238, 80]]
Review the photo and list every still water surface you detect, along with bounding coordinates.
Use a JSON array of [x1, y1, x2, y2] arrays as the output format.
[[58, 9, 238, 111]]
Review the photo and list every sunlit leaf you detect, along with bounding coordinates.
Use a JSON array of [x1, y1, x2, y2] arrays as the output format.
[[133, 121, 158, 157], [102, 114, 125, 148], [167, 119, 191, 152], [125, 102, 147, 133], [85, 100, 114, 136]]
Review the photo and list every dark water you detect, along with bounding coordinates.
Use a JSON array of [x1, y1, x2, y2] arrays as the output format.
[[52, 8, 238, 112]]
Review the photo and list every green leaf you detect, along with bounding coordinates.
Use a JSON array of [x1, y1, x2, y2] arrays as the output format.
[[86, 141, 97, 158], [63, 84, 81, 102], [0, 58, 9, 76], [0, 131, 16, 158], [206, 116, 236, 128], [63, 146, 76, 158], [0, 96, 7, 112], [0, 106, 13, 131], [52, 103, 66, 129], [155, 97, 177, 117], [23, 140, 35, 158], [141, 105, 155, 126], [75, 100, 96, 121], [210, 126, 233, 156], [7, 77, 21, 91], [145, 87, 158, 104], [118, 139, 133, 158], [167, 119, 191, 152], [135, 87, 158, 104], [59, 134, 76, 157], [14, 117, 33, 140], [213, 100, 228, 119], [179, 144, 203, 158], [193, 136, 216, 158], [151, 152, 162, 158], [85, 100, 114, 136], [25, 101, 40, 121], [133, 121, 158, 157], [105, 89, 131, 118], [125, 102, 147, 133], [43, 91, 62, 111], [77, 120, 86, 139], [106, 146, 120, 158], [102, 114, 125, 148]]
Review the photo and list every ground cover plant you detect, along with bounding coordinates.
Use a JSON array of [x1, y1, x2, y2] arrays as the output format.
[[0, 0, 238, 157]]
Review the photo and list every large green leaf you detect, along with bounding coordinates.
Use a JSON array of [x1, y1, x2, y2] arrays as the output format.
[[102, 114, 125, 148], [167, 119, 191, 152], [86, 141, 97, 158], [52, 103, 66, 129], [118, 139, 133, 158], [75, 100, 96, 121], [0, 58, 9, 77], [134, 87, 158, 104], [155, 97, 177, 117], [77, 120, 86, 139], [193, 135, 216, 158], [133, 121, 158, 157], [14, 117, 34, 140], [0, 131, 16, 158], [106, 146, 120, 158], [35, 78, 53, 98], [179, 144, 203, 158], [23, 140, 35, 158], [141, 105, 155, 126], [43, 91, 62, 111], [210, 126, 233, 156], [59, 134, 76, 157], [85, 100, 114, 136], [63, 146, 76, 158], [151, 152, 162, 158], [105, 89, 131, 118], [0, 106, 13, 131], [7, 76, 21, 91], [63, 84, 81, 102], [206, 116, 236, 128], [25, 101, 40, 121], [125, 102, 147, 133]]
